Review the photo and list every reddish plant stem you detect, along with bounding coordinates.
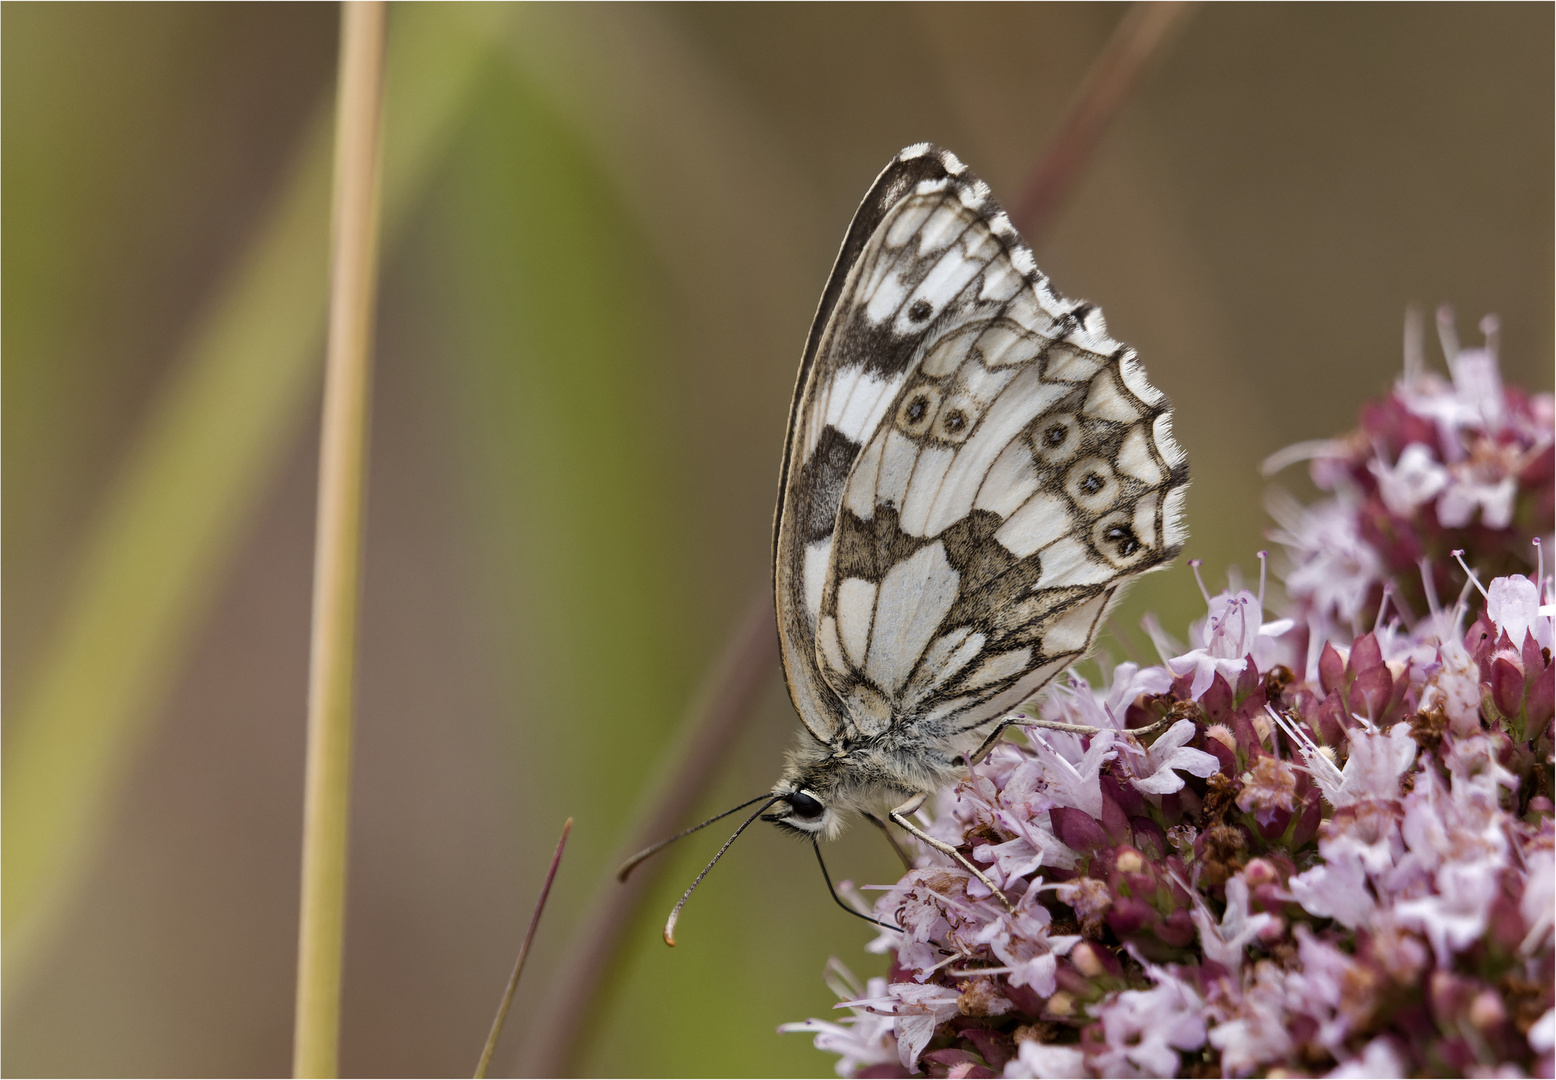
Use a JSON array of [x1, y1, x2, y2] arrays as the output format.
[[475, 818, 573, 1079], [1011, 1, 1197, 245], [522, 591, 777, 1076]]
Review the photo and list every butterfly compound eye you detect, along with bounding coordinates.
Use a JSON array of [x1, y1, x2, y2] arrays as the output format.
[[787, 791, 824, 820]]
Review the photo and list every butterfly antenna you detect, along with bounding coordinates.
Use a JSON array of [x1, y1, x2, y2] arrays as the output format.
[[662, 796, 785, 946], [813, 838, 901, 933], [617, 793, 777, 882]]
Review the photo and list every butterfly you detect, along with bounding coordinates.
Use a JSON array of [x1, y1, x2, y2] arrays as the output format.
[[623, 144, 1188, 941]]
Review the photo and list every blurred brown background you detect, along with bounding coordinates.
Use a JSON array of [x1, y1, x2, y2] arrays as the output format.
[[3, 3, 1551, 1076]]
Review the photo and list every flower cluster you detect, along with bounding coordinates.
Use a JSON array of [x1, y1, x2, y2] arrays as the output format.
[[784, 318, 1554, 1078], [1267, 308, 1552, 641]]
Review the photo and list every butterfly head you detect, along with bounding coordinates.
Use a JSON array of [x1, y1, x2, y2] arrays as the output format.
[[764, 782, 836, 838], [765, 737, 896, 840]]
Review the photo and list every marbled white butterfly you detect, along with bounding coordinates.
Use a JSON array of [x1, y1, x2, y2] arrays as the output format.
[[623, 144, 1188, 940]]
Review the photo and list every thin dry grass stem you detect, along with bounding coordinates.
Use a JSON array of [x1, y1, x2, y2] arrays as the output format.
[[1011, 1, 1197, 245], [3, 9, 498, 1000], [523, 590, 778, 1076], [292, 3, 387, 1077], [474, 818, 573, 1079]]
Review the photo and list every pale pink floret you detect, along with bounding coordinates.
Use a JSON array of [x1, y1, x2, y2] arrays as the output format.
[[976, 810, 1074, 886], [1324, 1036, 1408, 1078], [1207, 960, 1297, 1074], [1487, 573, 1553, 651], [1268, 495, 1382, 626], [1288, 845, 1377, 930], [1418, 635, 1484, 736], [880, 983, 963, 1071], [819, 979, 968, 1072], [1530, 1007, 1556, 1054], [1120, 718, 1220, 795], [1091, 966, 1206, 1078], [1236, 755, 1298, 816], [1167, 589, 1294, 700], [1191, 874, 1275, 974], [1436, 468, 1517, 529], [1020, 727, 1115, 819], [1042, 663, 1173, 732], [1520, 843, 1554, 956], [971, 882, 1080, 993], [1320, 722, 1417, 807], [1002, 1041, 1086, 1079], [777, 968, 900, 1078], [1369, 441, 1448, 516], [1394, 859, 1505, 965]]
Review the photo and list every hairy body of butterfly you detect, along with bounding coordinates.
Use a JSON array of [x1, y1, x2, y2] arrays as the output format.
[[764, 145, 1188, 865]]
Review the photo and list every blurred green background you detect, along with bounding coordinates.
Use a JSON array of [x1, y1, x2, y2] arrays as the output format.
[[2, 3, 1551, 1076]]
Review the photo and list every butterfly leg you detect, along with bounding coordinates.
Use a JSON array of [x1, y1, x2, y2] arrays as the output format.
[[966, 719, 1016, 767], [968, 713, 1177, 768], [862, 811, 914, 871], [888, 794, 1012, 911]]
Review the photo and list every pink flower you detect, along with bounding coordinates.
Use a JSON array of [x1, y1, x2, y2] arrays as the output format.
[[972, 882, 1080, 993], [1044, 663, 1174, 732], [1288, 846, 1376, 929], [1487, 573, 1553, 651], [1167, 589, 1294, 701], [778, 965, 900, 1077], [879, 983, 964, 1070], [1394, 859, 1504, 965], [1436, 468, 1516, 528], [1235, 755, 1298, 816], [1121, 719, 1220, 795], [1002, 1041, 1085, 1079], [1397, 758, 1508, 876], [1419, 636, 1483, 736], [1321, 722, 1417, 807], [1192, 874, 1275, 974], [1020, 727, 1114, 818], [1268, 494, 1382, 626], [1206, 961, 1297, 1074], [1398, 311, 1507, 447], [1520, 844, 1553, 956], [1530, 1008, 1555, 1055], [1325, 1036, 1407, 1078], [976, 811, 1075, 884], [1091, 967, 1206, 1078], [1370, 441, 1447, 515]]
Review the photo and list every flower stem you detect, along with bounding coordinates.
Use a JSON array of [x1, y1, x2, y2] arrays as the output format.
[[1012, 1, 1197, 244], [292, 4, 387, 1076], [525, 590, 778, 1075], [474, 818, 573, 1079]]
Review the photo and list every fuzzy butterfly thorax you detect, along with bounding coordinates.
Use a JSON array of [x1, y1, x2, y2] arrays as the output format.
[[767, 144, 1189, 838]]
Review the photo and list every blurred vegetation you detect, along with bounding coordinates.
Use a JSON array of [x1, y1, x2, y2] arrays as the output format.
[[2, 3, 1551, 1077]]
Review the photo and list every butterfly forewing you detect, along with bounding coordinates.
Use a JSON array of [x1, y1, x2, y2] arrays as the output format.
[[775, 144, 1186, 758]]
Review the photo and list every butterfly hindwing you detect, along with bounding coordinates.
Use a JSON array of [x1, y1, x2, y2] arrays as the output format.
[[775, 144, 1187, 753]]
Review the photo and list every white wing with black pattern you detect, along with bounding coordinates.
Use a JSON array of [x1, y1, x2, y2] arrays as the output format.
[[773, 144, 1187, 756]]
